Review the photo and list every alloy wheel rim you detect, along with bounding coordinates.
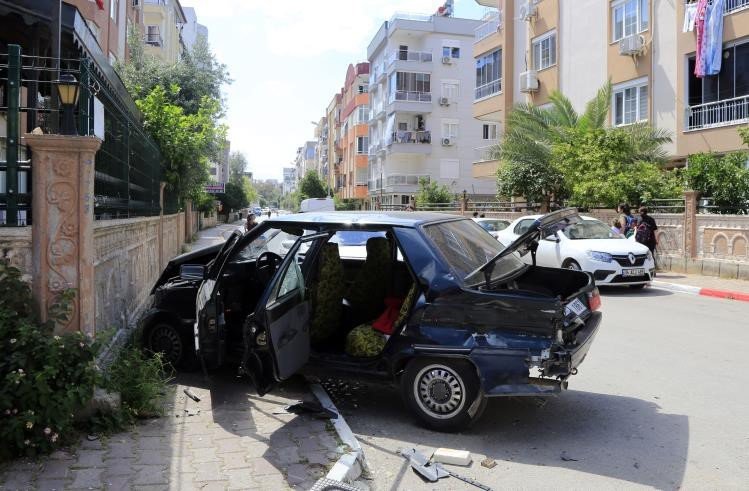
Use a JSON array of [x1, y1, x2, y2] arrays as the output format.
[[567, 262, 581, 270], [413, 365, 465, 419], [150, 325, 182, 364]]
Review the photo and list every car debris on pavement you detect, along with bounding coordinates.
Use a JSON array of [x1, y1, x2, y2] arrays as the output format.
[[398, 448, 493, 491]]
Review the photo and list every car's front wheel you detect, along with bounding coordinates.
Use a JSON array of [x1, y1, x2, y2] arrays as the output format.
[[147, 323, 197, 370], [401, 358, 486, 432], [564, 259, 582, 271]]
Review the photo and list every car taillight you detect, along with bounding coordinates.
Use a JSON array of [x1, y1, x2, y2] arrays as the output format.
[[587, 288, 601, 311]]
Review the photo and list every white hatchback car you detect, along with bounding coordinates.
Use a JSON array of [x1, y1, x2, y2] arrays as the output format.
[[496, 215, 655, 288]]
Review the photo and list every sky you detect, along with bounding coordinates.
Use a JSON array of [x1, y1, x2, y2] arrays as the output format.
[[181, 0, 488, 181]]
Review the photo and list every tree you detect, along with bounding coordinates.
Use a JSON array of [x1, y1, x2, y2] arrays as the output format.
[[739, 126, 749, 148], [683, 152, 749, 212], [228, 151, 248, 184], [299, 171, 328, 199], [415, 177, 452, 206], [552, 128, 681, 208], [494, 82, 672, 207], [136, 85, 224, 201], [217, 181, 248, 211]]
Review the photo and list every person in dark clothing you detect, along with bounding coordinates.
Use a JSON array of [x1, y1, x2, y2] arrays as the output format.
[[635, 206, 658, 257], [245, 213, 257, 232]]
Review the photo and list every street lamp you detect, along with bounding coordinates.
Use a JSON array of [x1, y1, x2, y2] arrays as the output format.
[[55, 73, 79, 135]]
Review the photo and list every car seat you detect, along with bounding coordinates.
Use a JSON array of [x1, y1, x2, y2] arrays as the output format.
[[347, 237, 393, 323], [345, 282, 419, 358], [309, 242, 345, 344]]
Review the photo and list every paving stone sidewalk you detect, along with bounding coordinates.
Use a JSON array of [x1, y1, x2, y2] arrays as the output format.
[[0, 372, 343, 491], [654, 271, 749, 294]]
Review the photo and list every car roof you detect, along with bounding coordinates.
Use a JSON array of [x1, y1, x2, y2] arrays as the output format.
[[512, 214, 598, 222], [264, 211, 464, 227]]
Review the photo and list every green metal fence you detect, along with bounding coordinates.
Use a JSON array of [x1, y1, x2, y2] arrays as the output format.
[[1, 44, 169, 226]]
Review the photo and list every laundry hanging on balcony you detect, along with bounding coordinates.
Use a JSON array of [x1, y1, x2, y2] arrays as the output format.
[[683, 2, 698, 32], [703, 0, 725, 75], [693, 0, 709, 77]]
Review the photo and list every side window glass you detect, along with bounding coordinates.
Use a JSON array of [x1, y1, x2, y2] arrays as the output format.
[[274, 248, 305, 301], [514, 219, 534, 235]]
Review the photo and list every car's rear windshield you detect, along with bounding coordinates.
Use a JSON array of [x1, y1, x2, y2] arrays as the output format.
[[563, 219, 624, 240], [423, 219, 525, 286]]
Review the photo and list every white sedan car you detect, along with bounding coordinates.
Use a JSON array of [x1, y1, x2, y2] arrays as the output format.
[[496, 215, 655, 288], [472, 218, 511, 239]]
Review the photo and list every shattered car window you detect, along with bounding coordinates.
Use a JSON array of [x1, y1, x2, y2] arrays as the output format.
[[424, 219, 525, 284], [236, 228, 300, 261]]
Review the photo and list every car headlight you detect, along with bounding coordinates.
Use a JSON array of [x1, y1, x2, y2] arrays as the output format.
[[647, 250, 653, 262], [586, 250, 613, 263]]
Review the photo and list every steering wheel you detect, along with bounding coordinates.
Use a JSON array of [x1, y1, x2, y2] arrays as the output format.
[[256, 251, 283, 283]]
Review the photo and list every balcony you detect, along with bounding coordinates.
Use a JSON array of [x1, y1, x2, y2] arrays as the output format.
[[475, 79, 502, 100], [686, 95, 749, 131], [389, 91, 432, 103], [474, 11, 501, 43], [387, 130, 432, 155], [472, 143, 501, 178], [689, 0, 749, 15], [385, 174, 430, 190], [386, 50, 433, 66], [472, 144, 499, 162], [144, 33, 163, 47]]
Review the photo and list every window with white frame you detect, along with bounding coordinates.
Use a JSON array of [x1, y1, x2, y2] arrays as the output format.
[[358, 84, 369, 94], [611, 0, 649, 42], [355, 167, 368, 184], [532, 31, 556, 71], [440, 159, 460, 179], [442, 46, 460, 58], [442, 120, 459, 139], [475, 49, 502, 99], [355, 105, 369, 125], [441, 80, 460, 100], [356, 136, 369, 154], [613, 78, 648, 126], [482, 123, 498, 140]]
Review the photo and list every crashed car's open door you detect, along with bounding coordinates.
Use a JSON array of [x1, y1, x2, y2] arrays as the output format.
[[241, 232, 328, 396]]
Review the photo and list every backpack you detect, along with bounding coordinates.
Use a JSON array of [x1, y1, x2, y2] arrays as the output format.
[[635, 220, 653, 244]]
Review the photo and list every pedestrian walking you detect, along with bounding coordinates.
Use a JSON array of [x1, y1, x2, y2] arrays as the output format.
[[611, 219, 623, 237], [245, 213, 257, 232], [635, 206, 658, 267], [617, 203, 636, 238]]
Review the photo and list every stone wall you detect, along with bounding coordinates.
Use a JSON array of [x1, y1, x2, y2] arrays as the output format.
[[200, 212, 217, 230], [92, 212, 186, 333], [0, 226, 32, 281]]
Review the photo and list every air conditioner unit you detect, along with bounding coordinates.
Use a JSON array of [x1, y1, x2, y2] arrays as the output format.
[[519, 0, 537, 21], [441, 56, 452, 65], [441, 137, 454, 146], [439, 97, 450, 106], [519, 70, 539, 93], [619, 34, 645, 56]]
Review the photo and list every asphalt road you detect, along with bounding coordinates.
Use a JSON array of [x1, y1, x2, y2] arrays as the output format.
[[339, 287, 749, 490]]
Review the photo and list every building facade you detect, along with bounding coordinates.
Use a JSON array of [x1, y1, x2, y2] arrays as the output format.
[[65, 0, 143, 64], [181, 6, 208, 52], [143, 0, 186, 64], [472, 0, 749, 179], [295, 141, 317, 182], [283, 167, 297, 195], [339, 63, 370, 204], [367, 13, 497, 209], [326, 93, 343, 193]]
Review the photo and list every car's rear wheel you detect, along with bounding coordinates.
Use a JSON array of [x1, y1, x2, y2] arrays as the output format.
[[147, 323, 197, 370], [564, 259, 582, 271], [401, 358, 486, 432]]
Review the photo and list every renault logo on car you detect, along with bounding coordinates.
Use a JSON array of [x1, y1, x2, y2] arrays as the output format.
[[628, 252, 636, 265]]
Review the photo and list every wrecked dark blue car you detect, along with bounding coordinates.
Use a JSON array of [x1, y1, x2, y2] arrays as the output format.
[[142, 209, 602, 431]]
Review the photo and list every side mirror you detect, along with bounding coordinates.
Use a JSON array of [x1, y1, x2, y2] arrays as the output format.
[[180, 264, 207, 281], [544, 233, 560, 242]]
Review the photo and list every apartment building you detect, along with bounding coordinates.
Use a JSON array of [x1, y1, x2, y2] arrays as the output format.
[[67, 0, 144, 64], [182, 6, 208, 52], [338, 63, 371, 204], [283, 167, 297, 195], [313, 116, 328, 181], [295, 141, 318, 182], [143, 0, 186, 64], [367, 13, 497, 209], [472, 0, 749, 178], [326, 93, 343, 193], [207, 140, 229, 185]]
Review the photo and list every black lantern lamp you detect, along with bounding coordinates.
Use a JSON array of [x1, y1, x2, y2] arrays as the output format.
[[55, 73, 80, 135]]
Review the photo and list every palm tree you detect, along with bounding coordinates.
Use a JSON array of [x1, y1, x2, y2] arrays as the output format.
[[493, 82, 672, 206]]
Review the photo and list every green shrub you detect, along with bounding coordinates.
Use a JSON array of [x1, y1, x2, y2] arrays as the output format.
[[684, 152, 749, 212], [0, 262, 97, 460], [104, 345, 173, 421]]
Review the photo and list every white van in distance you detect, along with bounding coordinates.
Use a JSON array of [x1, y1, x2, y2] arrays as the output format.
[[299, 197, 335, 213]]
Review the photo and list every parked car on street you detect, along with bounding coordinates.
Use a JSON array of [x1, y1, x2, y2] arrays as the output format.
[[473, 217, 510, 239], [142, 209, 601, 430], [496, 215, 655, 288]]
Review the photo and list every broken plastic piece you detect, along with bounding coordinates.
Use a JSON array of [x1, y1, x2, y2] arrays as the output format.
[[285, 400, 338, 419], [480, 458, 497, 469]]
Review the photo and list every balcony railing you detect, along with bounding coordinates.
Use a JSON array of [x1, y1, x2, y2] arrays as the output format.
[[390, 91, 432, 103], [475, 79, 502, 100], [390, 130, 431, 145], [475, 12, 501, 43], [386, 50, 433, 65], [686, 95, 749, 131], [144, 33, 163, 46], [386, 175, 430, 186], [697, 0, 749, 14], [390, 12, 433, 23], [473, 144, 499, 163]]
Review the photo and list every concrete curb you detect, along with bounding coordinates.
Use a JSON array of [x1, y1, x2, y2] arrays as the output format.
[[652, 281, 749, 302], [308, 382, 371, 484]]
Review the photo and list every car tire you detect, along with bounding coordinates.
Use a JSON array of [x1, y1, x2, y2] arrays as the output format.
[[629, 284, 646, 290], [401, 358, 486, 432], [147, 323, 198, 371], [564, 259, 582, 271]]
